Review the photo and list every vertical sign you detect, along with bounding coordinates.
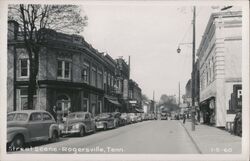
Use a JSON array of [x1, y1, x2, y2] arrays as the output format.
[[123, 79, 128, 99]]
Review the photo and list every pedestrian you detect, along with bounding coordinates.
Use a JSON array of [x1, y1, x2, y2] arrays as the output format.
[[51, 105, 57, 122], [183, 113, 186, 124]]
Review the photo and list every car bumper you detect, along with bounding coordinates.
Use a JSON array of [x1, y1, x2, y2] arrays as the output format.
[[61, 129, 80, 134], [96, 122, 105, 129]]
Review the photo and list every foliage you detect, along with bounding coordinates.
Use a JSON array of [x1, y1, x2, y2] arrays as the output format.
[[158, 94, 179, 112], [8, 4, 88, 109]]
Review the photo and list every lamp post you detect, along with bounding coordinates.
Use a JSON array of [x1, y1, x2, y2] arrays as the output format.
[[177, 6, 196, 131]]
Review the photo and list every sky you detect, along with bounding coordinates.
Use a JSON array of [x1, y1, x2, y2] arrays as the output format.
[[80, 4, 218, 102]]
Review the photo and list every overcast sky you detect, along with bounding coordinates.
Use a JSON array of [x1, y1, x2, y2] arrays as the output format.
[[80, 4, 219, 101]]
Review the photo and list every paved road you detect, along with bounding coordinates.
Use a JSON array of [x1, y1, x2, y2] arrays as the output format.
[[13, 120, 199, 154]]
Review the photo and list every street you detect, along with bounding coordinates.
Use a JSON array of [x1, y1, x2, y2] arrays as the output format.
[[12, 120, 199, 154]]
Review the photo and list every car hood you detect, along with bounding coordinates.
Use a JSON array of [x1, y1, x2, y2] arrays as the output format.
[[7, 126, 26, 134], [95, 117, 113, 121], [7, 121, 27, 128], [63, 119, 83, 126]]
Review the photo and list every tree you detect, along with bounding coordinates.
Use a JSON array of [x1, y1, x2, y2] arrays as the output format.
[[158, 94, 179, 112], [141, 94, 149, 102], [8, 4, 88, 109]]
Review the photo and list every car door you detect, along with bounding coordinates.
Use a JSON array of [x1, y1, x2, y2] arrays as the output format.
[[90, 114, 95, 130], [42, 112, 54, 138], [28, 112, 45, 141], [84, 113, 91, 132]]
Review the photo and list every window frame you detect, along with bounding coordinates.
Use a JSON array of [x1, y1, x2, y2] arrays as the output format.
[[57, 60, 71, 80], [19, 59, 29, 78]]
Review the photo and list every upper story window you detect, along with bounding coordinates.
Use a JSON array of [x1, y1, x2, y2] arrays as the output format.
[[57, 60, 71, 79], [20, 59, 29, 78], [91, 66, 97, 87], [97, 69, 103, 89], [82, 61, 90, 84], [103, 71, 107, 84]]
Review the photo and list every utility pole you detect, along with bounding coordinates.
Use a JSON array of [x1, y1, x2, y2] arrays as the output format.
[[153, 90, 155, 114], [191, 6, 196, 131], [128, 56, 131, 79], [178, 82, 180, 107]]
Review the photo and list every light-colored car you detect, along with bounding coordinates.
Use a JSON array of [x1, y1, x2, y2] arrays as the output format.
[[95, 113, 119, 130], [7, 110, 60, 151], [120, 113, 131, 124], [128, 113, 138, 123], [59, 112, 96, 137]]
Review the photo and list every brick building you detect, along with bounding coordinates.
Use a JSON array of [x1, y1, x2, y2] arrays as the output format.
[[7, 20, 135, 117], [197, 11, 242, 127]]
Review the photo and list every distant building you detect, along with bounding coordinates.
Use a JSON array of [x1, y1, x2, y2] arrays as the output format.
[[197, 11, 242, 127], [128, 80, 142, 113], [183, 79, 192, 107]]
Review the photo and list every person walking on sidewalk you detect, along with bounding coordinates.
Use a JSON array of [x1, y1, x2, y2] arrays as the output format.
[[183, 113, 186, 124]]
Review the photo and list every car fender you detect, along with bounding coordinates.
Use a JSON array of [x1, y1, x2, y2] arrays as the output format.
[[49, 124, 60, 138], [75, 122, 87, 132], [7, 127, 29, 143]]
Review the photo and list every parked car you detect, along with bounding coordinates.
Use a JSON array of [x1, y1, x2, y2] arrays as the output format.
[[136, 113, 143, 122], [7, 110, 60, 151], [161, 113, 168, 120], [128, 113, 138, 123], [120, 113, 131, 124], [59, 112, 96, 137], [233, 111, 242, 137], [95, 113, 119, 130]]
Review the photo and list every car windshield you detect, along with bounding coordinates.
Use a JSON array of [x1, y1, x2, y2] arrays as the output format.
[[67, 113, 76, 119], [7, 113, 28, 121]]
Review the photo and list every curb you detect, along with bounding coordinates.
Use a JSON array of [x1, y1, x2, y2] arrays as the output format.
[[179, 121, 202, 154]]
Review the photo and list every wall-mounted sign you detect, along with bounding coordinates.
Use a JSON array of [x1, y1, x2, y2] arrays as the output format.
[[129, 100, 137, 104]]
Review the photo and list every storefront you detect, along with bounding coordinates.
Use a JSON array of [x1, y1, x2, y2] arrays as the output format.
[[200, 97, 216, 125]]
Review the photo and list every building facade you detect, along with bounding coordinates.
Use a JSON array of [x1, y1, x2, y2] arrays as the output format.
[[7, 21, 138, 118], [197, 11, 242, 127], [128, 79, 143, 113]]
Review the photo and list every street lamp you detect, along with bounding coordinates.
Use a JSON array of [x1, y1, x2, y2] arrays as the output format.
[[177, 43, 192, 54]]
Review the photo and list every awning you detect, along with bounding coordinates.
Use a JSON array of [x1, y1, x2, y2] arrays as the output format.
[[105, 97, 121, 107], [135, 108, 144, 113]]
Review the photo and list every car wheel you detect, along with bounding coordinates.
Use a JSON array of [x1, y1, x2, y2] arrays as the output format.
[[93, 126, 97, 133], [9, 135, 24, 151], [79, 127, 85, 137], [50, 130, 59, 143]]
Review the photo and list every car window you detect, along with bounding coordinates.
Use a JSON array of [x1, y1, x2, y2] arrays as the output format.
[[76, 113, 84, 119], [43, 113, 53, 121], [29, 113, 42, 121], [68, 113, 76, 119], [15, 113, 29, 121], [7, 114, 15, 121]]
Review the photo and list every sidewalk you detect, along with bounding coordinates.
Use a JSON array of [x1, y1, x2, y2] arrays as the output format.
[[180, 120, 242, 154]]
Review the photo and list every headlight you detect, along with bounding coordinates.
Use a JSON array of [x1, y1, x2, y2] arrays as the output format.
[[72, 124, 80, 129], [59, 124, 64, 130]]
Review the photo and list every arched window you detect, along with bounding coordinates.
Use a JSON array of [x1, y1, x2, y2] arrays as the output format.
[[56, 94, 71, 112]]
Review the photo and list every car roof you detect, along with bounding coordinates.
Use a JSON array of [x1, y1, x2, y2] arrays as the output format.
[[8, 110, 49, 115], [69, 112, 89, 115]]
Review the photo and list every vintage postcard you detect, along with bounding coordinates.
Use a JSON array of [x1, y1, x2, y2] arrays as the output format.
[[0, 0, 249, 161]]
